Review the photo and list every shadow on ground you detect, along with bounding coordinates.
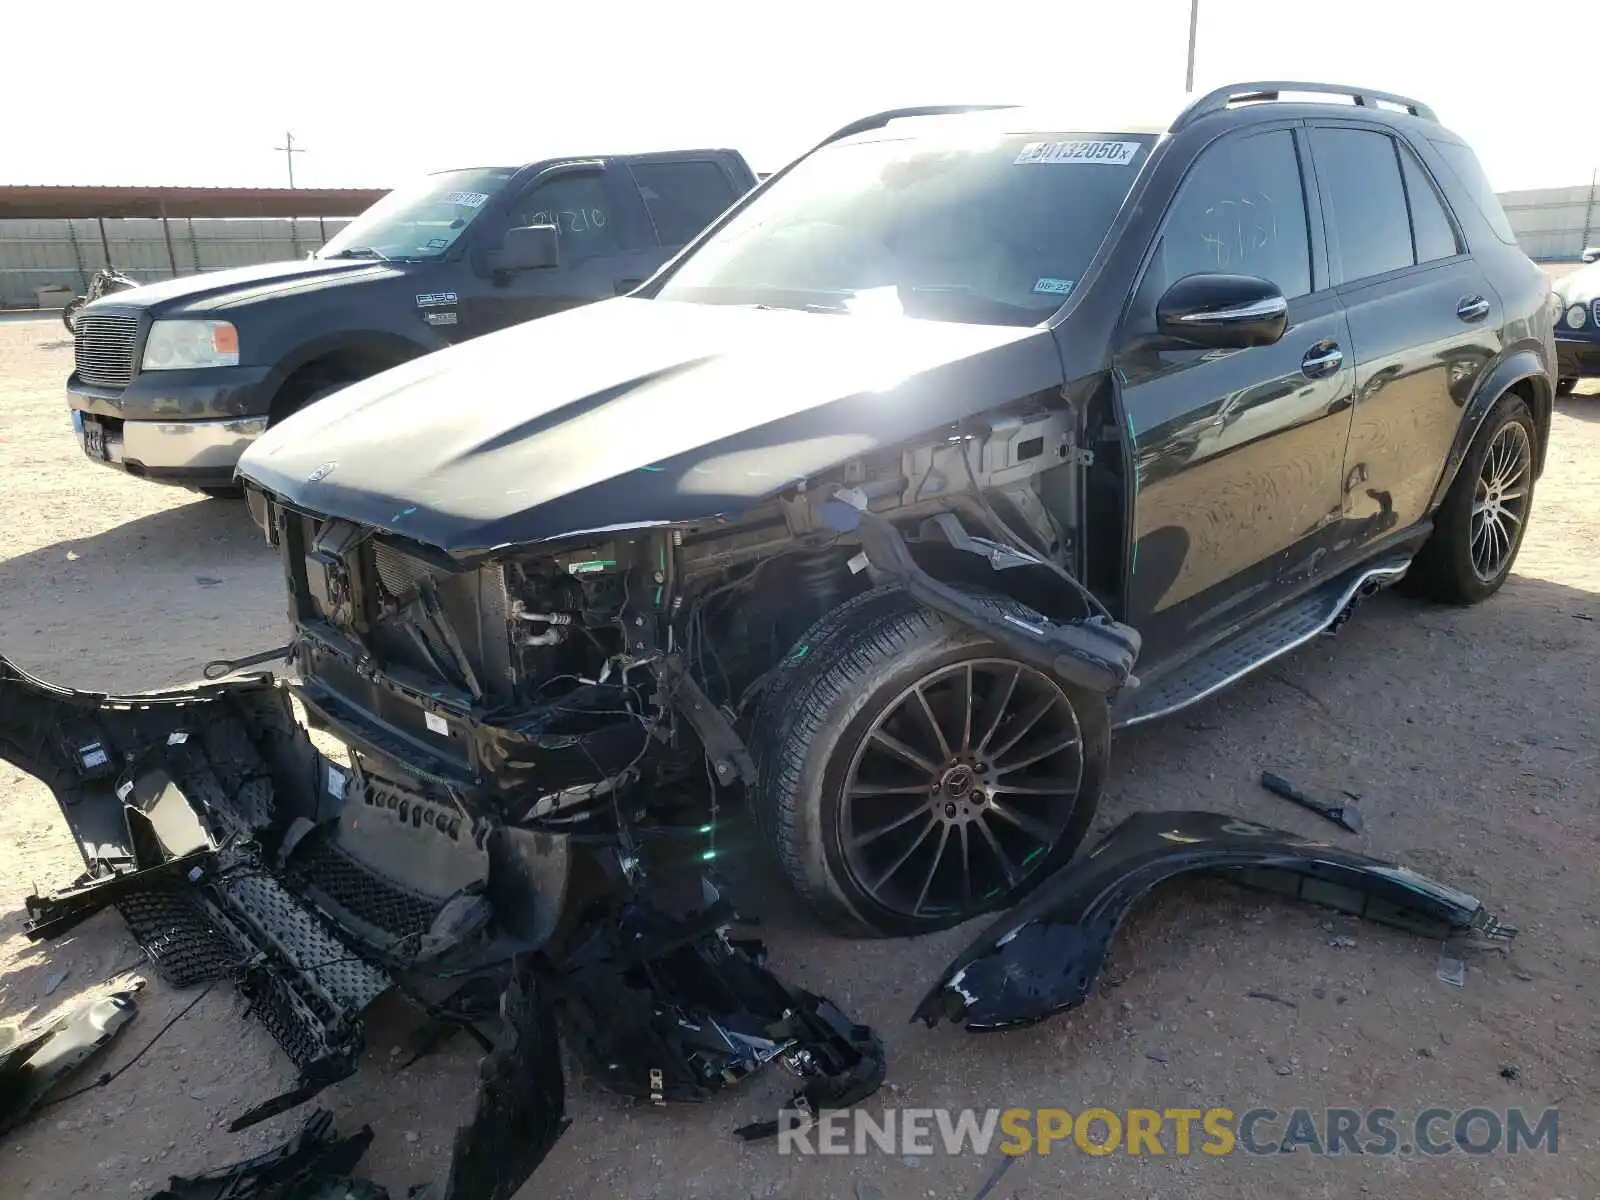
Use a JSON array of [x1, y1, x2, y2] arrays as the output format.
[[1555, 391, 1600, 423], [0, 497, 279, 688]]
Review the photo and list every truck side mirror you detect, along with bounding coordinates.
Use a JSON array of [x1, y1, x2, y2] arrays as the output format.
[[499, 224, 560, 272]]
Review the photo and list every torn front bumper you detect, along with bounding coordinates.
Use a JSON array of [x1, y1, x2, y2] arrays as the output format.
[[1, 654, 885, 1195], [915, 811, 1515, 1031], [0, 656, 406, 1113]]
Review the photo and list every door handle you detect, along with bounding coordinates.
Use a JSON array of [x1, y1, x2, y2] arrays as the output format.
[[1456, 295, 1490, 322], [1301, 343, 1343, 379]]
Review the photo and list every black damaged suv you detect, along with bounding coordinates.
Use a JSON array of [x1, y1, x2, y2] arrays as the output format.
[[0, 81, 1556, 1194], [14, 81, 1557, 939], [228, 82, 1553, 938]]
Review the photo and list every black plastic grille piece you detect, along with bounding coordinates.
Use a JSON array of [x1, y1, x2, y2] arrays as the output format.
[[242, 958, 341, 1070], [289, 838, 441, 944], [221, 872, 390, 1013], [116, 888, 236, 987]]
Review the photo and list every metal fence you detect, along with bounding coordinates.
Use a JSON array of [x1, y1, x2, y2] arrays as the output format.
[[1497, 181, 1598, 262], [0, 216, 353, 308]]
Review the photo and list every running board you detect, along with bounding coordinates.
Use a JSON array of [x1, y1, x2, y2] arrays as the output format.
[[1112, 557, 1412, 729]]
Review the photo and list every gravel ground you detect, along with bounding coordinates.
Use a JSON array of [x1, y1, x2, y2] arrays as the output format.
[[1, 312, 1596, 1199]]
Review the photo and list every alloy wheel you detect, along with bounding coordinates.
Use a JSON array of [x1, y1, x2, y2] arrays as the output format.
[[840, 659, 1084, 920], [1470, 420, 1531, 582]]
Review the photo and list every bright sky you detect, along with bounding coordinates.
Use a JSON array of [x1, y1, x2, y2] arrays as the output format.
[[7, 0, 1596, 194]]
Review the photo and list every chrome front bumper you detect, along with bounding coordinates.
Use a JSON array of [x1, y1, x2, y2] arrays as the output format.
[[73, 411, 267, 482]]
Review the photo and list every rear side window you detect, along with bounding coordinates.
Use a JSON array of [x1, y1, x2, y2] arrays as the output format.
[[1145, 128, 1312, 300], [1429, 139, 1518, 245], [632, 161, 739, 246], [1398, 141, 1461, 262], [1311, 127, 1413, 282]]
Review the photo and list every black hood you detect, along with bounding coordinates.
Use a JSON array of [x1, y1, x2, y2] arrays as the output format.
[[84, 256, 399, 318], [238, 298, 1065, 557]]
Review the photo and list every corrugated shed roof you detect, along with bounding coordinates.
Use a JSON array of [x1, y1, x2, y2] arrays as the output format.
[[0, 186, 388, 220]]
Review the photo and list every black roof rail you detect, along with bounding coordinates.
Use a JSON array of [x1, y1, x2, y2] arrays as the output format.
[[815, 105, 1019, 150], [1172, 81, 1437, 130]]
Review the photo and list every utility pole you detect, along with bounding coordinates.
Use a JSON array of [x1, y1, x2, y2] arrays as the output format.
[[1583, 165, 1598, 253], [1185, 0, 1200, 93], [273, 131, 305, 189]]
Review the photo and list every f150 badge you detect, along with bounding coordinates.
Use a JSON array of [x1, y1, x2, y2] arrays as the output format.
[[415, 292, 458, 308]]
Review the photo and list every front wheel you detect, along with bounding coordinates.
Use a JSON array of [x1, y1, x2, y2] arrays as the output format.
[[1406, 393, 1536, 605], [751, 588, 1107, 937]]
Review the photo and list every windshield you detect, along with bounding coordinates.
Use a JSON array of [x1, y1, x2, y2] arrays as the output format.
[[319, 167, 516, 262], [656, 129, 1155, 326]]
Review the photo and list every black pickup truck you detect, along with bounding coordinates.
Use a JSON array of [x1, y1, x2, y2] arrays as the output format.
[[65, 149, 757, 494]]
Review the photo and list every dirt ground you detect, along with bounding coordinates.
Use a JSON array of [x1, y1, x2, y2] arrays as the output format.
[[0, 311, 1596, 1199]]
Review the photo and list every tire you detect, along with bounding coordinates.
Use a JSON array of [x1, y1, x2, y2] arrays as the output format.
[[750, 587, 1108, 937], [62, 297, 85, 333], [1406, 392, 1536, 605], [1555, 377, 1576, 398]]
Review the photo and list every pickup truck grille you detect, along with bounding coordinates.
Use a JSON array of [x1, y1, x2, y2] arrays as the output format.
[[74, 312, 140, 388]]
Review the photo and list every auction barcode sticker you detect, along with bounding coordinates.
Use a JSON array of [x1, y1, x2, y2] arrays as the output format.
[[1015, 140, 1142, 166]]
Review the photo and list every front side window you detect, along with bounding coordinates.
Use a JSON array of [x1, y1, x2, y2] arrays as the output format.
[[1141, 128, 1313, 305], [319, 167, 515, 261], [656, 127, 1155, 326], [508, 173, 622, 265], [1311, 128, 1414, 282]]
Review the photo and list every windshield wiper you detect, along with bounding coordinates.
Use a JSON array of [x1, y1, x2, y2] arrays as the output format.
[[326, 247, 390, 261]]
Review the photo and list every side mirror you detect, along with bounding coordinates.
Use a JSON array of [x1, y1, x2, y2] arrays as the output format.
[[498, 224, 560, 272], [1156, 273, 1288, 349]]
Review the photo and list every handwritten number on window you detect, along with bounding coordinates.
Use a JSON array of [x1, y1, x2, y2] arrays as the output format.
[[528, 208, 608, 236]]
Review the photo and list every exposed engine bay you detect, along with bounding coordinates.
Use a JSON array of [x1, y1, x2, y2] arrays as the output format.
[[262, 403, 1137, 848]]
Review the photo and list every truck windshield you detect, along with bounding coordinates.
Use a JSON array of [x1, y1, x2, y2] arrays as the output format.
[[656, 130, 1155, 326], [319, 167, 516, 262]]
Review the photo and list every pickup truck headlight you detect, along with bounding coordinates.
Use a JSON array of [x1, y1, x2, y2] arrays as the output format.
[[141, 320, 239, 370], [1565, 303, 1588, 330]]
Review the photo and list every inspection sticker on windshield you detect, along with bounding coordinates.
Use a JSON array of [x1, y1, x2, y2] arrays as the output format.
[[440, 190, 490, 208], [1015, 140, 1141, 166], [1033, 277, 1075, 295]]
